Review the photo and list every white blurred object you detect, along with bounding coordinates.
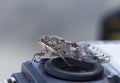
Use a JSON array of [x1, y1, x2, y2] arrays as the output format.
[[91, 41, 120, 77]]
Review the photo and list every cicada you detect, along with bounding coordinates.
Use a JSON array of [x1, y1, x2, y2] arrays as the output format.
[[31, 35, 110, 64]]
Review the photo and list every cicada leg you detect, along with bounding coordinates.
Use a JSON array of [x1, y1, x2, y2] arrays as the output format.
[[30, 50, 45, 63], [59, 54, 72, 66]]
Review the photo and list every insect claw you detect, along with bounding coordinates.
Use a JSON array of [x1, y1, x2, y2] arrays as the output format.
[[30, 54, 36, 63]]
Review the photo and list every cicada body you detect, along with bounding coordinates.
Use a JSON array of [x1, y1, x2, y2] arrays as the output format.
[[31, 35, 110, 64]]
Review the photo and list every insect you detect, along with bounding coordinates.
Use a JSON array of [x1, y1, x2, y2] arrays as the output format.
[[31, 35, 110, 64]]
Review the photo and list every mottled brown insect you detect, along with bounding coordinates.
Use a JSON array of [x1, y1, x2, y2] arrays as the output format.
[[31, 35, 110, 64]]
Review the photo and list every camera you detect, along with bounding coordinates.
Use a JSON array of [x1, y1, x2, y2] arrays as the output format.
[[6, 36, 120, 83], [7, 56, 120, 83]]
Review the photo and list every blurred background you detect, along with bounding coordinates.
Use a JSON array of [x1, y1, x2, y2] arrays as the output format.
[[1, 0, 120, 82]]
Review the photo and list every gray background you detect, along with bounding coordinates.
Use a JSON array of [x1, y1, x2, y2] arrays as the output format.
[[0, 0, 120, 82]]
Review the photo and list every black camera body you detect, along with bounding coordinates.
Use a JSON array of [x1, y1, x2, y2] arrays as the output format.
[[8, 57, 120, 83]]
